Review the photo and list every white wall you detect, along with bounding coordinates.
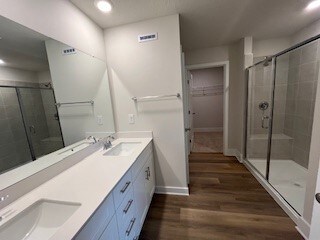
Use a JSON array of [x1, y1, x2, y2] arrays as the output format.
[[0, 0, 106, 61], [46, 39, 115, 145], [253, 37, 291, 58], [190, 68, 224, 131], [184, 42, 247, 158], [227, 40, 246, 156], [185, 45, 229, 65], [0, 66, 38, 83], [291, 18, 320, 45], [104, 15, 188, 193], [37, 70, 52, 84]]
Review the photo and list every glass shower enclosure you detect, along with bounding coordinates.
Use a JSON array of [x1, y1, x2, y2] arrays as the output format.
[[0, 86, 64, 173], [245, 37, 320, 215]]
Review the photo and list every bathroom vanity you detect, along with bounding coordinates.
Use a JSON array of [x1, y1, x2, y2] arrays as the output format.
[[0, 136, 155, 240]]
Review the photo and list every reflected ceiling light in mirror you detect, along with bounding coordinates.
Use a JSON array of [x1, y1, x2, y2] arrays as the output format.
[[94, 0, 112, 13], [306, 0, 320, 10], [0, 59, 5, 65]]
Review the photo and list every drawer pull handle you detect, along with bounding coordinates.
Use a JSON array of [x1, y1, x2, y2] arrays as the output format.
[[120, 181, 131, 193], [126, 217, 136, 236], [123, 199, 133, 213], [147, 167, 151, 178], [145, 169, 149, 180]]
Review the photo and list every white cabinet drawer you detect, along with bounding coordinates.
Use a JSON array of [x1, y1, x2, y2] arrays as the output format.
[[116, 186, 134, 225], [125, 217, 139, 240], [131, 143, 152, 181], [75, 194, 115, 240], [118, 214, 138, 240], [98, 215, 119, 240], [116, 187, 136, 240], [113, 170, 132, 209]]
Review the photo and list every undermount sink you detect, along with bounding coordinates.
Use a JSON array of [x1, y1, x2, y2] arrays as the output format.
[[104, 142, 141, 157], [58, 142, 91, 157], [0, 199, 81, 240]]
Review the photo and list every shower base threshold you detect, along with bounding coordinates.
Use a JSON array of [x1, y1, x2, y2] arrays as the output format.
[[248, 158, 307, 215]]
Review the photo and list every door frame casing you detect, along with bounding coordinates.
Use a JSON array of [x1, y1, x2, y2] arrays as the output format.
[[185, 61, 230, 155]]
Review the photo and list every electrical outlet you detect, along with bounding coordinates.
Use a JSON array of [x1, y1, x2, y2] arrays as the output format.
[[128, 114, 135, 124], [97, 115, 103, 125]]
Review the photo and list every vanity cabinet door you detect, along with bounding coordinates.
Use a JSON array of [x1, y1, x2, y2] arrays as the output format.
[[145, 156, 155, 204], [74, 194, 115, 240], [99, 215, 119, 240], [133, 167, 148, 230]]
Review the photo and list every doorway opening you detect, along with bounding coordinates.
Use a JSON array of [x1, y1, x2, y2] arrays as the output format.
[[183, 61, 229, 158], [189, 67, 224, 153]]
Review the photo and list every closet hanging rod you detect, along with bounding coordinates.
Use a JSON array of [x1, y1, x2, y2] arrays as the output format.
[[132, 93, 180, 101], [55, 100, 94, 107]]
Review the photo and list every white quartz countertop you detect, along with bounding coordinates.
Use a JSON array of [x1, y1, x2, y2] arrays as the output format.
[[0, 137, 152, 240]]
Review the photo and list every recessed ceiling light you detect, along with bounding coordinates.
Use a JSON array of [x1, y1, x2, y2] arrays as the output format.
[[306, 0, 320, 10], [94, 0, 112, 13], [0, 59, 5, 65]]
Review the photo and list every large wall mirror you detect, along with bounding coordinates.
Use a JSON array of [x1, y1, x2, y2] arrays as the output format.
[[0, 16, 115, 185]]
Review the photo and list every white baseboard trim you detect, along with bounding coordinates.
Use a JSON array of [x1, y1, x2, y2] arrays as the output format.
[[155, 186, 189, 196], [224, 148, 243, 162], [194, 127, 223, 132]]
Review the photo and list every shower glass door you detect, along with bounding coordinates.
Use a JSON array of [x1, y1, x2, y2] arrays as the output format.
[[17, 88, 64, 159], [246, 60, 274, 178], [0, 87, 33, 173], [268, 39, 320, 215]]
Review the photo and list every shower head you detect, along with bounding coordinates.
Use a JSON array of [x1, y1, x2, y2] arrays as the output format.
[[263, 57, 272, 67]]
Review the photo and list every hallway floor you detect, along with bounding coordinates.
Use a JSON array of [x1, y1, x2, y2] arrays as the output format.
[[139, 153, 302, 240], [192, 132, 223, 153]]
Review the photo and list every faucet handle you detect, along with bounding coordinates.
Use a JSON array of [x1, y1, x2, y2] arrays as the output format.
[[87, 136, 97, 143]]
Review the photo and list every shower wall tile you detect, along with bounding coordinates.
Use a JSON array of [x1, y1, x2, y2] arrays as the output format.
[[301, 41, 318, 64], [273, 41, 320, 168], [293, 116, 312, 135], [285, 83, 298, 101], [293, 147, 309, 168], [289, 49, 301, 67], [276, 54, 289, 70], [299, 62, 318, 82], [274, 85, 288, 101], [275, 68, 288, 85], [288, 67, 300, 84], [294, 132, 311, 152], [270, 138, 293, 159]]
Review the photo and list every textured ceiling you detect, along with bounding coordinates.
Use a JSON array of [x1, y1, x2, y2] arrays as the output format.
[[71, 0, 320, 50]]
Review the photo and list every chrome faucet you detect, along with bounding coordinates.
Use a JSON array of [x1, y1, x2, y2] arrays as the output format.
[[103, 135, 115, 150], [87, 135, 97, 144]]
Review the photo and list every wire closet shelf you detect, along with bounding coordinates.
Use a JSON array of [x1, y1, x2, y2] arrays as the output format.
[[132, 93, 181, 101], [191, 85, 223, 97]]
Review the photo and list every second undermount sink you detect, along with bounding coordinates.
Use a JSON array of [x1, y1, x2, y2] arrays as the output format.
[[104, 142, 141, 157], [0, 199, 81, 240], [58, 142, 91, 157]]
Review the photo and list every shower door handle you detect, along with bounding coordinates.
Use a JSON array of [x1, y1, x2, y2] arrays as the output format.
[[316, 193, 320, 203], [261, 116, 269, 129]]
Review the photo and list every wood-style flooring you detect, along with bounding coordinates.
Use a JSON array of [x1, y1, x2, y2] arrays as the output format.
[[139, 153, 303, 240]]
